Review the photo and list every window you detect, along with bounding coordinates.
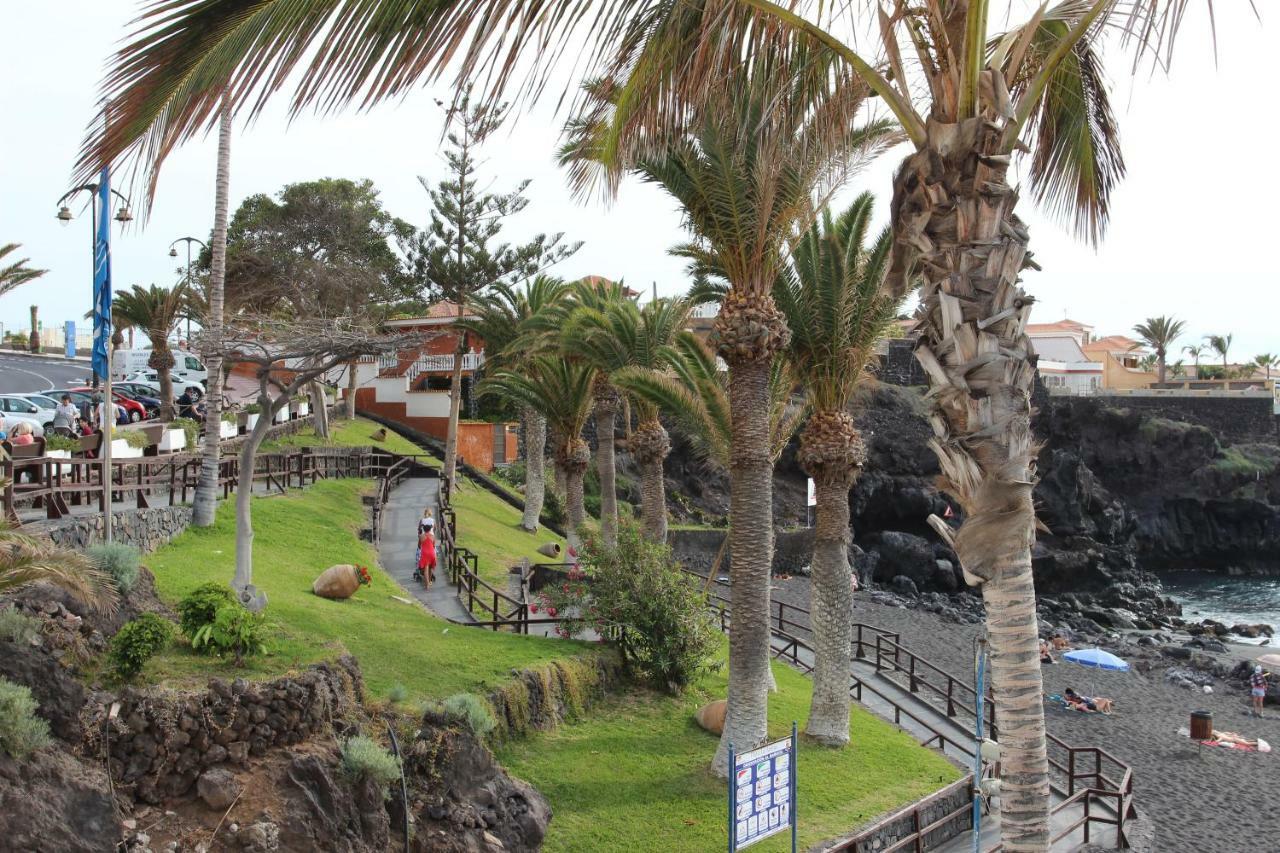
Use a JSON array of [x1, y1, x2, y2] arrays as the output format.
[[185, 356, 203, 371]]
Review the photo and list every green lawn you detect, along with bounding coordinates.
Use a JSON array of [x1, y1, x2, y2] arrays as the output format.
[[143, 478, 594, 706], [449, 479, 566, 593], [496, 652, 961, 853], [261, 415, 436, 459]]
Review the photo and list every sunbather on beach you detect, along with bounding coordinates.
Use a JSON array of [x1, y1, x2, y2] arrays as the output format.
[[1039, 640, 1055, 664], [1209, 730, 1257, 748]]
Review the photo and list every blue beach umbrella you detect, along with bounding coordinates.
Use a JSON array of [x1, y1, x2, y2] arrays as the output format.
[[1063, 648, 1130, 672]]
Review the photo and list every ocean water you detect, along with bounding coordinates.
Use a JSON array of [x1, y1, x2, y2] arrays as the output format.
[[1162, 571, 1280, 643]]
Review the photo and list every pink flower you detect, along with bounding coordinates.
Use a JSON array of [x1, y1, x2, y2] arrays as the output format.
[[547, 606, 558, 617], [530, 604, 539, 614]]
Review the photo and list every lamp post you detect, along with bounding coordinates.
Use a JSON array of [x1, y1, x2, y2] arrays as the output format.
[[169, 237, 208, 344], [56, 183, 132, 543]]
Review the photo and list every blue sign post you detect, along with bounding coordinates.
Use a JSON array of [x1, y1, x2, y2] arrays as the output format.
[[64, 321, 76, 358], [729, 723, 797, 852]]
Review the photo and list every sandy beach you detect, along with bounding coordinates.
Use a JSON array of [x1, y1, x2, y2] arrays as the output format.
[[728, 573, 1278, 853]]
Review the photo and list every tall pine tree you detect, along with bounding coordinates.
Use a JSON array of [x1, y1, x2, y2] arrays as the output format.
[[410, 94, 579, 489]]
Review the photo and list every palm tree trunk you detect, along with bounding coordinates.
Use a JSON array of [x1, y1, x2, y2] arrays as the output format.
[[157, 352, 175, 423], [805, 475, 854, 745], [712, 357, 776, 776], [557, 437, 590, 552], [442, 312, 466, 491], [520, 406, 546, 532], [890, 118, 1050, 851], [192, 97, 231, 528], [631, 420, 670, 543], [344, 360, 359, 419], [1156, 352, 1167, 384], [592, 387, 619, 548]]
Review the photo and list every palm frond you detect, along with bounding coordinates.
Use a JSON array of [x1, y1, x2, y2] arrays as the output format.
[[0, 243, 48, 298], [0, 522, 119, 613]]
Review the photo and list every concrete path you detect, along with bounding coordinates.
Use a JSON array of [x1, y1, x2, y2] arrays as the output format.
[[375, 475, 474, 624]]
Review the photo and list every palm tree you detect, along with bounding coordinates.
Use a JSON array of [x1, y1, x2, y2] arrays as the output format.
[[1132, 316, 1185, 384], [112, 282, 192, 421], [774, 194, 899, 745], [481, 358, 595, 548], [562, 56, 892, 775], [560, 278, 632, 548], [1183, 344, 1205, 379], [1252, 353, 1279, 381], [458, 275, 569, 531], [0, 244, 47, 299], [0, 515, 117, 613], [1206, 334, 1234, 370], [565, 296, 692, 543], [193, 98, 232, 528], [79, 1, 1207, 842]]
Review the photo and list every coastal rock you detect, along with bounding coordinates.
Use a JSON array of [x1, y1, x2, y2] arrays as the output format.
[[0, 748, 117, 852], [197, 767, 241, 810], [866, 531, 935, 589]]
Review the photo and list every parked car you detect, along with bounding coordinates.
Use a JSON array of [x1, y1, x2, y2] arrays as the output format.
[[122, 372, 205, 400], [112, 386, 162, 417], [0, 411, 46, 438], [0, 394, 55, 428], [69, 387, 147, 423], [12, 393, 64, 413]]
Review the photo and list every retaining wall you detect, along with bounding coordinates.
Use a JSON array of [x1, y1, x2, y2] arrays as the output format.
[[87, 657, 364, 805], [32, 505, 192, 553]]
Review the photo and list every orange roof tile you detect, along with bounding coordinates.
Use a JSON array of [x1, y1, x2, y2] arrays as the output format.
[[1083, 335, 1145, 353]]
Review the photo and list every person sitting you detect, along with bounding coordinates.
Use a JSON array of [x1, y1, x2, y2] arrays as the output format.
[[176, 387, 197, 420], [1051, 634, 1070, 651], [1039, 639, 1055, 664], [0, 417, 7, 441], [9, 421, 35, 446]]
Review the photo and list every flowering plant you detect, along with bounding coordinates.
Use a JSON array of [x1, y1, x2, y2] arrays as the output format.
[[355, 565, 372, 586], [530, 550, 591, 639]]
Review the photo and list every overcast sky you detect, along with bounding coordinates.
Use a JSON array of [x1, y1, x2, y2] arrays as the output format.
[[2, 2, 1276, 362]]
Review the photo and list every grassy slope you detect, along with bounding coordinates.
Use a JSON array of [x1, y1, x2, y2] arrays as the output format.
[[261, 416, 433, 458], [284, 416, 566, 593], [497, 650, 960, 852], [449, 480, 566, 591], [144, 478, 592, 705]]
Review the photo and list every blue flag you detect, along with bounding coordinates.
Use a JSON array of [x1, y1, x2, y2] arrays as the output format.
[[92, 166, 112, 381]]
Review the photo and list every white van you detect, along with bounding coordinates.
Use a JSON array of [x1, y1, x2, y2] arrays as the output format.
[[113, 349, 208, 386]]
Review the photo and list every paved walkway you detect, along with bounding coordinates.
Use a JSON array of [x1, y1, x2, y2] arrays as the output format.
[[375, 475, 474, 624]]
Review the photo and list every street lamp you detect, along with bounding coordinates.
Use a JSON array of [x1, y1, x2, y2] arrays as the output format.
[[169, 237, 208, 343], [55, 180, 133, 545]]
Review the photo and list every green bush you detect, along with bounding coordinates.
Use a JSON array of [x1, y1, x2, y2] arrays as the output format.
[[0, 678, 51, 759], [340, 735, 401, 794], [491, 461, 527, 491], [119, 430, 150, 449], [0, 608, 40, 645], [108, 613, 174, 680], [386, 683, 408, 706], [171, 417, 200, 448], [440, 693, 496, 739], [88, 542, 141, 595], [221, 410, 239, 423], [244, 403, 262, 415], [177, 582, 237, 642], [44, 434, 80, 452], [542, 489, 566, 527], [192, 603, 268, 665], [582, 523, 719, 693]]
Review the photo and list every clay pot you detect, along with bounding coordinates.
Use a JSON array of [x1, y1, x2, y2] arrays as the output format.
[[312, 565, 361, 600], [695, 699, 727, 735]]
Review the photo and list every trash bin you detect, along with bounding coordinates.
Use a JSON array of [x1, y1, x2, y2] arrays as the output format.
[[1190, 710, 1213, 740]]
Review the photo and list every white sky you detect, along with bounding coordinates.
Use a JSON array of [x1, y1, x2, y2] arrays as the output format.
[[1, 1, 1276, 361]]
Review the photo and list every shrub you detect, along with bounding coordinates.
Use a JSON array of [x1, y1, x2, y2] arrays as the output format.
[[221, 410, 239, 423], [177, 582, 237, 642], [171, 417, 200, 448], [120, 430, 150, 449], [44, 434, 80, 452], [244, 403, 262, 415], [87, 542, 141, 595], [491, 461, 526, 492], [541, 489, 566, 527], [108, 613, 174, 679], [0, 678, 51, 759], [0, 608, 40, 645], [440, 693, 496, 739], [340, 735, 401, 794], [582, 523, 719, 693], [192, 603, 268, 665], [386, 683, 408, 706]]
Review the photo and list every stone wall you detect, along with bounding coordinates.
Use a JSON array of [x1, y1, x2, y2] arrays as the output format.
[[486, 653, 622, 741], [1050, 394, 1277, 445], [33, 505, 192, 552], [669, 527, 816, 576], [87, 657, 364, 804]]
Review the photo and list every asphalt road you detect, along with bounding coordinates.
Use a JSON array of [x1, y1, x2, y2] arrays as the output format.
[[0, 353, 94, 395]]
